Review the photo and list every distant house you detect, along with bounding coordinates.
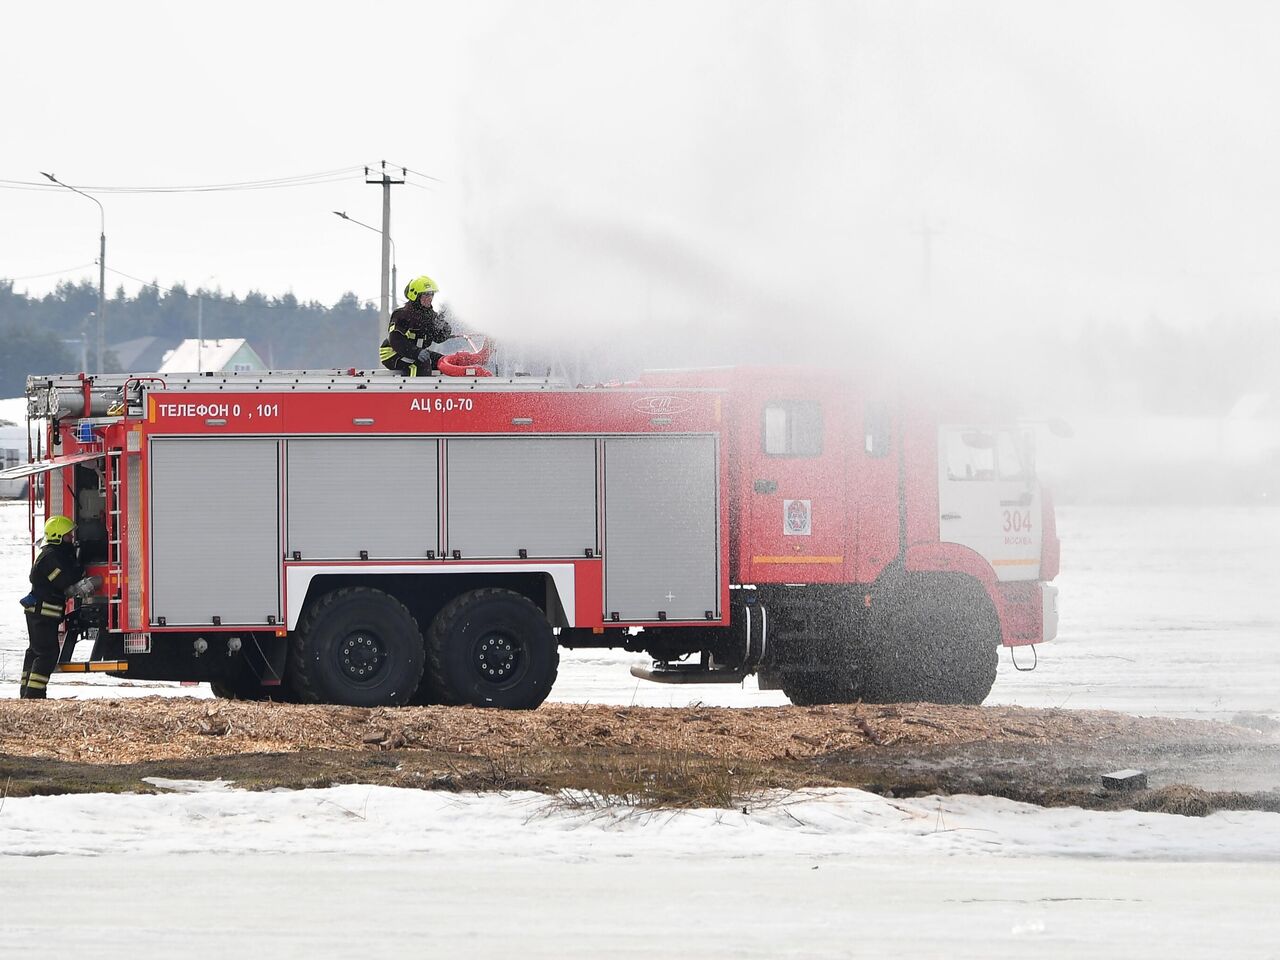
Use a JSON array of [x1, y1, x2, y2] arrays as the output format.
[[1227, 392, 1276, 420], [110, 335, 178, 373], [0, 398, 30, 498], [157, 339, 267, 374]]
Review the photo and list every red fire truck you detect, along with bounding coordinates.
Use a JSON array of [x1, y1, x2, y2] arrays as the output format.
[[4, 366, 1059, 708]]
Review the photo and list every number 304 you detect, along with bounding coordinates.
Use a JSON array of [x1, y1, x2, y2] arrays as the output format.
[[1003, 510, 1033, 532]]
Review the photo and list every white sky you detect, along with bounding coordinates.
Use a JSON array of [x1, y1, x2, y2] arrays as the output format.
[[4, 0, 1280, 350]]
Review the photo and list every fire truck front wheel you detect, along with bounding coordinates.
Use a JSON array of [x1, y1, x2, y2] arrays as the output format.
[[426, 588, 559, 709], [289, 587, 426, 707], [863, 575, 1000, 705]]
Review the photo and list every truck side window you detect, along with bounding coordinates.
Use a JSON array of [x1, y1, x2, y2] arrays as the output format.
[[864, 402, 891, 458], [763, 401, 823, 457]]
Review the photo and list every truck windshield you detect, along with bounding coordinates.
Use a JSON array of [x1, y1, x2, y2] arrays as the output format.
[[944, 428, 1033, 481]]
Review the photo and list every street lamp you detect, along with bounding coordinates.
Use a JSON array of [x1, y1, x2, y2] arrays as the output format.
[[195, 274, 219, 373], [41, 172, 106, 373], [61, 314, 90, 372], [333, 210, 396, 341]]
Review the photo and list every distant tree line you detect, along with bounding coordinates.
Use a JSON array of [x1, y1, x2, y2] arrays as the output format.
[[0, 279, 387, 395]]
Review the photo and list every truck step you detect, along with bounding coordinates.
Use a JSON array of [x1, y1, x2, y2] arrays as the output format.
[[55, 661, 128, 673], [630, 662, 747, 685]]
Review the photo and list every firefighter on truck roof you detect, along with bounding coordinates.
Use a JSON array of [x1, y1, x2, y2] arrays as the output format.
[[379, 274, 452, 376], [18, 516, 99, 699]]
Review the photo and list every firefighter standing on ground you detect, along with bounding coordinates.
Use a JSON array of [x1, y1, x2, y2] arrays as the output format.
[[380, 275, 452, 376], [19, 516, 96, 699]]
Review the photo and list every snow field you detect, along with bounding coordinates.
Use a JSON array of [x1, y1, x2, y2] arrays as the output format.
[[2, 785, 1278, 959], [2, 782, 1278, 862]]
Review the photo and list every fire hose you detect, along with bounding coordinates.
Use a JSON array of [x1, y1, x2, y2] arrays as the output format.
[[437, 336, 494, 377]]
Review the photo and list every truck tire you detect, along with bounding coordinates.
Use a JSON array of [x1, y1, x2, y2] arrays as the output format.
[[778, 651, 865, 706], [862, 576, 999, 704], [290, 587, 425, 707], [426, 588, 559, 709]]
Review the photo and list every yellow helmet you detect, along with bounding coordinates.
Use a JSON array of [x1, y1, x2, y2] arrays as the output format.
[[405, 275, 439, 302], [44, 515, 74, 545]]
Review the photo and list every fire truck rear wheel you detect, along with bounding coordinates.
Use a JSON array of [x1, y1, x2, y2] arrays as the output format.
[[289, 587, 426, 707], [426, 588, 559, 709]]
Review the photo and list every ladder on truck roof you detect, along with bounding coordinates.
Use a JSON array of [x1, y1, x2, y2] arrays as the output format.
[[24, 369, 581, 420]]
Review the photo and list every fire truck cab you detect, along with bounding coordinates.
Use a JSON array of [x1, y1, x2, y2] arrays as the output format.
[[4, 366, 1059, 709]]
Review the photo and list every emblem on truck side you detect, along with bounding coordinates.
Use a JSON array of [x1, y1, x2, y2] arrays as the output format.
[[783, 499, 812, 536], [633, 395, 693, 415]]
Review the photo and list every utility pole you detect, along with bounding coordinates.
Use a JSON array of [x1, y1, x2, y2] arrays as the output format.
[[98, 227, 106, 370], [365, 161, 405, 339]]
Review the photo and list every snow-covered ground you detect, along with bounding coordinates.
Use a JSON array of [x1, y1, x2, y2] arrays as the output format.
[[2, 784, 1278, 957], [2, 499, 1279, 956]]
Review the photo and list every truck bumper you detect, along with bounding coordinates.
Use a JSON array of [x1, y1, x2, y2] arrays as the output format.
[[996, 580, 1058, 647], [1040, 583, 1059, 644]]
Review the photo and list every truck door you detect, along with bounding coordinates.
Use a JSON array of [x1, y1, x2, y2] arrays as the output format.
[[936, 425, 1041, 581], [742, 393, 848, 584]]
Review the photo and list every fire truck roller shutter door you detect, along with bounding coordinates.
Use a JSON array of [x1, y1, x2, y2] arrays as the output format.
[[150, 439, 280, 626], [287, 439, 439, 559], [603, 436, 719, 621], [446, 438, 596, 559]]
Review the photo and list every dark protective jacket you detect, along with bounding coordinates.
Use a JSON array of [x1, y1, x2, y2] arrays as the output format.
[[381, 300, 452, 370], [26, 541, 85, 620]]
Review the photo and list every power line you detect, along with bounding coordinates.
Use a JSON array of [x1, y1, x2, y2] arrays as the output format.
[[0, 162, 443, 196], [0, 165, 366, 194], [391, 162, 443, 184], [1, 262, 98, 282], [105, 267, 182, 295]]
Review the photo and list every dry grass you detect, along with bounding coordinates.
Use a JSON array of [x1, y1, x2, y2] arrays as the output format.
[[1, 698, 1276, 813], [552, 752, 770, 810], [0, 697, 1265, 766]]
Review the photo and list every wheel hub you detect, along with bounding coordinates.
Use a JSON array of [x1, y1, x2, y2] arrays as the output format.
[[475, 632, 521, 682], [340, 631, 387, 682]]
